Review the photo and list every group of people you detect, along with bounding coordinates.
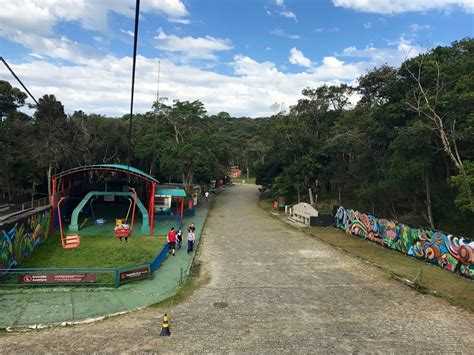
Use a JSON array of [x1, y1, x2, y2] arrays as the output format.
[[167, 223, 196, 256]]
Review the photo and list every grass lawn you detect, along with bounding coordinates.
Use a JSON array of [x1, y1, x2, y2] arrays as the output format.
[[19, 233, 166, 269], [306, 227, 474, 312]]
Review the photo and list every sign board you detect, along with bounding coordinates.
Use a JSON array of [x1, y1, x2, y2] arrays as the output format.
[[18, 273, 97, 284], [119, 267, 149, 282]]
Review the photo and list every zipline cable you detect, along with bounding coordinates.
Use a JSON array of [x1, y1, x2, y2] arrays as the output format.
[[0, 56, 39, 105]]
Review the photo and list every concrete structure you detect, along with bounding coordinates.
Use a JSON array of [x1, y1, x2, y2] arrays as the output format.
[[289, 202, 318, 226], [228, 166, 241, 178]]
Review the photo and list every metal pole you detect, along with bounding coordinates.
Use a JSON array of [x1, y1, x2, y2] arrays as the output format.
[[127, 0, 141, 169]]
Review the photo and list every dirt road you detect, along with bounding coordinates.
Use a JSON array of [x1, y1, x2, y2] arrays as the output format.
[[0, 184, 472, 353]]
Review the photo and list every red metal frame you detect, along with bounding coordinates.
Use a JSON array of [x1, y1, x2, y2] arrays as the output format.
[[51, 166, 159, 235]]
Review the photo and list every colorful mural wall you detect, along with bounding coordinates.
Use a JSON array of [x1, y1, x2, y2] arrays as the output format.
[[0, 208, 50, 273], [334, 206, 474, 279]]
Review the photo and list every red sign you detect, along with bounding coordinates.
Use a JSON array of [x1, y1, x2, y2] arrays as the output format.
[[18, 273, 97, 284], [119, 267, 149, 282]]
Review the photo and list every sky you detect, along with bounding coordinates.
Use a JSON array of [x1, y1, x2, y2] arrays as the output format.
[[0, 0, 473, 117]]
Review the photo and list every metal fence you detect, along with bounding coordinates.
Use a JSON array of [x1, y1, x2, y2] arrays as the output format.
[[0, 243, 169, 288], [1, 267, 117, 287], [150, 243, 169, 272], [21, 197, 50, 210]]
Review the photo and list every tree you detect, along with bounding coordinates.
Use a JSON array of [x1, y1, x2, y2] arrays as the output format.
[[31, 95, 69, 199], [0, 80, 27, 120], [401, 38, 474, 212]]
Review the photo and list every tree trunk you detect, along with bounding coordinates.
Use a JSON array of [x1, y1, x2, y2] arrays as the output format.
[[338, 186, 341, 206], [308, 188, 314, 206], [2, 156, 11, 201], [424, 174, 435, 229], [47, 165, 52, 203], [296, 184, 301, 203]]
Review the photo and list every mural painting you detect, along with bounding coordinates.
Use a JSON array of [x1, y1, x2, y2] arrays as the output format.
[[335, 206, 474, 279], [0, 208, 51, 273]]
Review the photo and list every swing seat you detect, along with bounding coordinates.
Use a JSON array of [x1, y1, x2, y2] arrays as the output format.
[[114, 224, 130, 238], [63, 233, 81, 249]]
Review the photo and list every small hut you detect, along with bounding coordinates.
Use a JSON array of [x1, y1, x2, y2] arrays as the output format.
[[290, 202, 318, 226]]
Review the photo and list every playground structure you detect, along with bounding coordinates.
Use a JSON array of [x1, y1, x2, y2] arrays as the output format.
[[68, 190, 148, 233], [114, 188, 137, 239], [52, 164, 160, 236], [154, 185, 187, 222]]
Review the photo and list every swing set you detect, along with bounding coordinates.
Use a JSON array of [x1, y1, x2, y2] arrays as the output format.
[[114, 188, 137, 239], [57, 197, 81, 249]]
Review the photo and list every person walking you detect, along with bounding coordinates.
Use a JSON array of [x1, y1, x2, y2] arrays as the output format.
[[187, 229, 195, 254], [176, 229, 183, 251], [167, 227, 177, 256]]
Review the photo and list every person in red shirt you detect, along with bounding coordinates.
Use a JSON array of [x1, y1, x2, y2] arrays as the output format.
[[167, 227, 177, 256]]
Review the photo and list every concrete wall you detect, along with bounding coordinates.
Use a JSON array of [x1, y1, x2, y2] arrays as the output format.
[[0, 207, 51, 272], [334, 206, 474, 279]]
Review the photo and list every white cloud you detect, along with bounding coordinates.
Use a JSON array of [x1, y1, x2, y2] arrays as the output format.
[[121, 29, 135, 37], [409, 23, 431, 32], [5, 32, 98, 64], [271, 29, 300, 39], [364, 22, 372, 29], [332, 0, 474, 14], [168, 18, 191, 24], [315, 27, 340, 32], [0, 0, 189, 36], [341, 37, 424, 67], [280, 11, 298, 21], [154, 29, 233, 61], [0, 53, 367, 118], [143, 0, 189, 17], [0, 1, 191, 65], [311, 57, 363, 80], [275, 0, 285, 6], [289, 48, 312, 68]]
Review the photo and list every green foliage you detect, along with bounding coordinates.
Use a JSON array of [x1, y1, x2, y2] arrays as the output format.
[[450, 161, 474, 212], [256, 38, 474, 234]]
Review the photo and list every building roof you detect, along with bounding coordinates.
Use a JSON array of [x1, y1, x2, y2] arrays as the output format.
[[156, 188, 186, 197], [292, 202, 319, 217], [53, 164, 159, 183]]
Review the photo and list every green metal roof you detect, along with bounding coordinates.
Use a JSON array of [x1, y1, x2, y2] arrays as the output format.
[[53, 164, 159, 183], [96, 164, 159, 182], [156, 189, 186, 197]]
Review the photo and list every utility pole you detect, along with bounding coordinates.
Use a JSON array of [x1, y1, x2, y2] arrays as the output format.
[[127, 0, 141, 170]]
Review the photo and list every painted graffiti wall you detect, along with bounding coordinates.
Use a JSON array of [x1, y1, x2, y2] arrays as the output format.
[[0, 207, 51, 273], [335, 206, 474, 279]]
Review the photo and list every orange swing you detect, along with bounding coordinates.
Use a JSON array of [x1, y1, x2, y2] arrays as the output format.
[[57, 197, 81, 249], [114, 188, 137, 239]]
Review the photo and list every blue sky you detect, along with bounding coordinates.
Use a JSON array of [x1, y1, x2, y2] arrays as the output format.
[[0, 0, 473, 117]]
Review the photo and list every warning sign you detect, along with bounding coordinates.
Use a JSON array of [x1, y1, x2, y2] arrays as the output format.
[[18, 273, 97, 284], [119, 267, 149, 282]]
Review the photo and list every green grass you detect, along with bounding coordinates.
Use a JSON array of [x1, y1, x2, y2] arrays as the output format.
[[306, 227, 474, 312], [231, 177, 256, 184], [19, 233, 166, 269]]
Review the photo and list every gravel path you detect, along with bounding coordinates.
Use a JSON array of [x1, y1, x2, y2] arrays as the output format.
[[0, 184, 472, 353]]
